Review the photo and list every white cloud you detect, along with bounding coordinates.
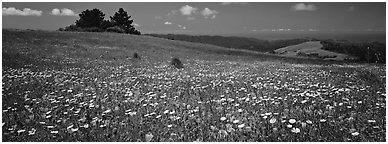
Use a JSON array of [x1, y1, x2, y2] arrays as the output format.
[[201, 8, 219, 19], [178, 24, 186, 30], [167, 9, 178, 16], [164, 21, 172, 25], [2, 7, 42, 16], [221, 2, 248, 5], [291, 3, 318, 11], [347, 6, 355, 11], [187, 16, 196, 21], [180, 5, 198, 15], [51, 8, 77, 16]]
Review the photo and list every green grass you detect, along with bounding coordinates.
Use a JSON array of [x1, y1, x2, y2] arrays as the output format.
[[2, 29, 386, 142]]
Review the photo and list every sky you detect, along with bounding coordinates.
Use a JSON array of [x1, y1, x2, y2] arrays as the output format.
[[2, 2, 386, 35]]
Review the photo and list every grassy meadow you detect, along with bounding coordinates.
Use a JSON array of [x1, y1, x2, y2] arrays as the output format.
[[2, 29, 386, 142]]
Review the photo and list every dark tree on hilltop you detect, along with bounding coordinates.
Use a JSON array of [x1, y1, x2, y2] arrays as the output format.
[[100, 20, 113, 30], [76, 8, 105, 28], [110, 8, 141, 35]]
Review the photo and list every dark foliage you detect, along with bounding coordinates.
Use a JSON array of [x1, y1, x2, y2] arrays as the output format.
[[60, 8, 141, 35], [82, 27, 103, 32], [320, 40, 386, 63], [100, 20, 114, 30], [171, 58, 184, 69], [63, 24, 82, 32], [133, 52, 140, 59], [75, 8, 105, 29], [110, 8, 141, 35], [106, 26, 125, 33]]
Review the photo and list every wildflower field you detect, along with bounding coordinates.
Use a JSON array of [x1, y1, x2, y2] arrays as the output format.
[[2, 29, 386, 142]]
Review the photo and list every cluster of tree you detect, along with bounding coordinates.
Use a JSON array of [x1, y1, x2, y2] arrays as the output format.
[[320, 39, 385, 63], [59, 8, 140, 35]]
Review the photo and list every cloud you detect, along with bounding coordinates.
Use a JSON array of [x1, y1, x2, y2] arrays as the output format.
[[291, 3, 318, 11], [2, 7, 42, 16], [164, 21, 172, 25], [347, 6, 355, 11], [180, 5, 198, 15], [167, 9, 178, 16], [178, 25, 186, 30], [221, 2, 248, 5], [187, 16, 196, 21], [51, 8, 77, 16], [201, 8, 219, 19]]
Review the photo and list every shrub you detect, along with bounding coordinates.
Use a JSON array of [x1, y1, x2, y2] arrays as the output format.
[[133, 53, 140, 59], [171, 57, 183, 69], [82, 27, 103, 32], [106, 26, 125, 33], [64, 24, 81, 31]]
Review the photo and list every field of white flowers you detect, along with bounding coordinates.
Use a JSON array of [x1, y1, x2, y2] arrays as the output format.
[[2, 29, 386, 142]]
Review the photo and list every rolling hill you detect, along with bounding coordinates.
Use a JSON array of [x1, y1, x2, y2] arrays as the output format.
[[272, 41, 356, 61], [146, 34, 386, 63], [2, 29, 386, 142]]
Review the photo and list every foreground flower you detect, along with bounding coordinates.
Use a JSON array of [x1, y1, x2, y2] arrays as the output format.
[[351, 132, 360, 136], [220, 117, 227, 121], [238, 123, 245, 128], [218, 129, 228, 136], [367, 120, 376, 123], [306, 120, 313, 124], [269, 118, 277, 124], [289, 119, 296, 124], [145, 132, 154, 142], [301, 122, 307, 128], [28, 128, 36, 135], [291, 127, 300, 133], [233, 120, 240, 123]]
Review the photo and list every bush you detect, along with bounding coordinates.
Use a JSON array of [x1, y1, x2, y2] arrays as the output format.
[[171, 58, 183, 69], [106, 26, 125, 33], [82, 27, 103, 32], [64, 24, 81, 31], [133, 53, 140, 59]]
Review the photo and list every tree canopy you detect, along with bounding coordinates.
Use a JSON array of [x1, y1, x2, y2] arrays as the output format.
[[62, 8, 140, 35], [75, 8, 105, 28]]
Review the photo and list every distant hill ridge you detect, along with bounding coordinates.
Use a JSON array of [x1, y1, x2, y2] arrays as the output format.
[[145, 34, 312, 52], [146, 34, 385, 63]]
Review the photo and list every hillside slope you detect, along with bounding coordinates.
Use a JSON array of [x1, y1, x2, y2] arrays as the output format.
[[146, 33, 386, 63], [273, 41, 356, 61], [2, 29, 386, 142], [2, 29, 341, 71], [146, 34, 311, 52]]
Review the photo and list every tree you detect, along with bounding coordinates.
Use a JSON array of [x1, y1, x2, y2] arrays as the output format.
[[100, 20, 113, 30], [75, 8, 105, 29], [110, 8, 140, 34]]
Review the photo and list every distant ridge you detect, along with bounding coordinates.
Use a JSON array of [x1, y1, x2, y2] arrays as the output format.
[[146, 33, 385, 63], [272, 41, 356, 61]]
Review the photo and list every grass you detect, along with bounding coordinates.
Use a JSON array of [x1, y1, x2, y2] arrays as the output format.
[[2, 29, 386, 142]]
